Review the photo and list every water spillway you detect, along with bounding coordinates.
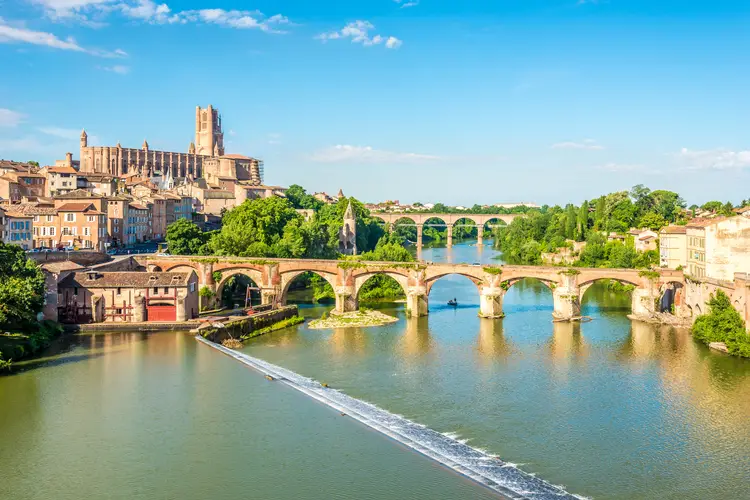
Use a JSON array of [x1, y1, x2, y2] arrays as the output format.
[[197, 336, 582, 500]]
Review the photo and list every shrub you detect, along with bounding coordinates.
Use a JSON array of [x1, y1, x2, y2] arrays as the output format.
[[692, 290, 750, 358]]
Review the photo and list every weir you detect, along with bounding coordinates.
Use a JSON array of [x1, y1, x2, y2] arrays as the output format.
[[197, 336, 581, 500]]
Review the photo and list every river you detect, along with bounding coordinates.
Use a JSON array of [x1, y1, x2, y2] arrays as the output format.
[[2, 240, 750, 499]]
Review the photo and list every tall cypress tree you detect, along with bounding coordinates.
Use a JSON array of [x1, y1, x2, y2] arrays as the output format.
[[565, 204, 577, 240], [577, 200, 589, 241]]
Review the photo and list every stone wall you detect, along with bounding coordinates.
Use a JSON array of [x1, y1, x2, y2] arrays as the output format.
[[201, 305, 299, 343]]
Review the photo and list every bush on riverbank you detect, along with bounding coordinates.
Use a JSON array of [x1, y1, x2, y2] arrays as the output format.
[[692, 291, 750, 358], [0, 242, 62, 369]]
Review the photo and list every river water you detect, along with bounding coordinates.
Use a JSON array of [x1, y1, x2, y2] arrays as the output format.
[[2, 240, 750, 499]]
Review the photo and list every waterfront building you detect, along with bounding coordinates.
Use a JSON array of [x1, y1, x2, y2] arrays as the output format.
[[659, 225, 688, 269], [57, 270, 199, 323], [686, 217, 750, 280]]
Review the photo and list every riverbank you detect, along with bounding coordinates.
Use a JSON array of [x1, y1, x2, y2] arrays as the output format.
[[308, 310, 399, 329], [0, 321, 63, 371]]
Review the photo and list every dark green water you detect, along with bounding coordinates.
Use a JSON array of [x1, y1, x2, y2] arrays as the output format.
[[2, 240, 750, 499]]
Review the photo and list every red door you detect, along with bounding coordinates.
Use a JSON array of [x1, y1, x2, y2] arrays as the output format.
[[146, 306, 176, 322]]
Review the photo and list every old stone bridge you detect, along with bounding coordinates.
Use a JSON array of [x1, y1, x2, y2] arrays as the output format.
[[370, 212, 523, 247], [145, 256, 684, 320]]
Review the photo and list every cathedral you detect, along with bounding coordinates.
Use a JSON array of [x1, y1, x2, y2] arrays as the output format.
[[77, 105, 262, 184]]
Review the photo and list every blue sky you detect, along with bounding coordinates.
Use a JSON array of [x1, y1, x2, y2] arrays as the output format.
[[1, 0, 749, 206]]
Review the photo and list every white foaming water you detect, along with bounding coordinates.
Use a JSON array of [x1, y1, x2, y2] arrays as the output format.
[[197, 337, 583, 500]]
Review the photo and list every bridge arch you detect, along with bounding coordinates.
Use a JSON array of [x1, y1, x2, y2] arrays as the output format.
[[279, 270, 338, 305], [164, 263, 200, 275], [353, 271, 409, 302], [502, 277, 555, 291], [424, 272, 483, 296], [215, 267, 264, 304], [483, 217, 508, 231]]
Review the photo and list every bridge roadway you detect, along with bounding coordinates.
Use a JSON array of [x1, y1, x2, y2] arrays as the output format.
[[146, 256, 684, 320], [369, 213, 523, 247]]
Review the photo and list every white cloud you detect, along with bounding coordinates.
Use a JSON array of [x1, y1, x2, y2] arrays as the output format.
[[0, 108, 25, 127], [676, 147, 750, 170], [37, 126, 84, 139], [0, 18, 125, 57], [29, 0, 292, 33], [99, 64, 130, 73], [394, 0, 419, 7], [552, 139, 604, 150], [310, 145, 441, 164], [316, 21, 402, 49], [0, 136, 46, 152]]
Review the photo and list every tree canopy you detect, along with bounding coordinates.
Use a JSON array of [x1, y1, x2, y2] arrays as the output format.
[[692, 291, 750, 358]]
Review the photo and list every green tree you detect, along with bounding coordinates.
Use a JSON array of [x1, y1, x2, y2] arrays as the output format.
[[27, 160, 40, 167], [0, 244, 45, 330], [701, 201, 723, 213], [577, 200, 588, 241], [165, 219, 211, 255], [637, 212, 668, 231], [565, 204, 577, 240]]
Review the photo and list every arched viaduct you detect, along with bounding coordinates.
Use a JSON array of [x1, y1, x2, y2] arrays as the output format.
[[370, 213, 523, 247], [145, 256, 684, 321]]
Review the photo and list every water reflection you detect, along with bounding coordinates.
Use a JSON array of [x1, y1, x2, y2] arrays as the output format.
[[399, 316, 432, 357], [475, 319, 511, 362], [329, 327, 368, 357], [548, 321, 587, 360]]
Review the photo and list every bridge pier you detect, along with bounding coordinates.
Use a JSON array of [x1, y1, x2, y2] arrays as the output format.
[[334, 286, 358, 314], [406, 286, 428, 317], [479, 287, 504, 318], [416, 224, 423, 250], [447, 225, 453, 247], [261, 287, 280, 307], [631, 286, 660, 317], [553, 286, 581, 321], [477, 226, 484, 246]]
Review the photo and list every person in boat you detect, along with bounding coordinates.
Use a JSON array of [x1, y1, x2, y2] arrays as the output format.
[[448, 298, 458, 306]]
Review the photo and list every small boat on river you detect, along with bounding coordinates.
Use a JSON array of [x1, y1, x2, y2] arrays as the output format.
[[447, 299, 458, 307]]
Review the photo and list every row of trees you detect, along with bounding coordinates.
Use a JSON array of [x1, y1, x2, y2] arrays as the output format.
[[167, 194, 388, 260], [494, 185, 688, 266]]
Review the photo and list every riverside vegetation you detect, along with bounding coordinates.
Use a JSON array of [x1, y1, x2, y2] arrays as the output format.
[[692, 291, 750, 358], [0, 242, 62, 370], [493, 184, 746, 268]]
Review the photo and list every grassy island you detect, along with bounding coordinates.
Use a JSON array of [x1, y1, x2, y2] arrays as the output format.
[[309, 310, 399, 329]]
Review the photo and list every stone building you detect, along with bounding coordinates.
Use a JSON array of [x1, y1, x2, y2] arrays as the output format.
[[687, 217, 750, 280], [57, 202, 108, 251], [57, 270, 199, 323], [659, 225, 688, 269], [40, 165, 78, 196]]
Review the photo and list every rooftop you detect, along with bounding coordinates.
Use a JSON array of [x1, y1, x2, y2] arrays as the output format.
[[660, 225, 688, 234], [44, 166, 78, 174], [57, 202, 98, 213]]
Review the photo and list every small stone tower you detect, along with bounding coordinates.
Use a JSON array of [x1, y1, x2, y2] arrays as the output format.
[[339, 200, 357, 255], [80, 129, 88, 148]]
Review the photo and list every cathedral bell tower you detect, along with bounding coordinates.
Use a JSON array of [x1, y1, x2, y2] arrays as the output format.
[[195, 105, 224, 157]]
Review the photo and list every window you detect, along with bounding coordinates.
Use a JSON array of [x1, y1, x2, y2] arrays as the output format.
[[74, 287, 78, 296], [47, 215, 53, 222], [117, 287, 122, 295], [190, 282, 196, 293], [163, 287, 169, 294], [65, 213, 75, 222], [50, 227, 56, 236], [33, 215, 40, 222], [153, 287, 158, 294], [87, 216, 95, 223], [84, 227, 90, 236]]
